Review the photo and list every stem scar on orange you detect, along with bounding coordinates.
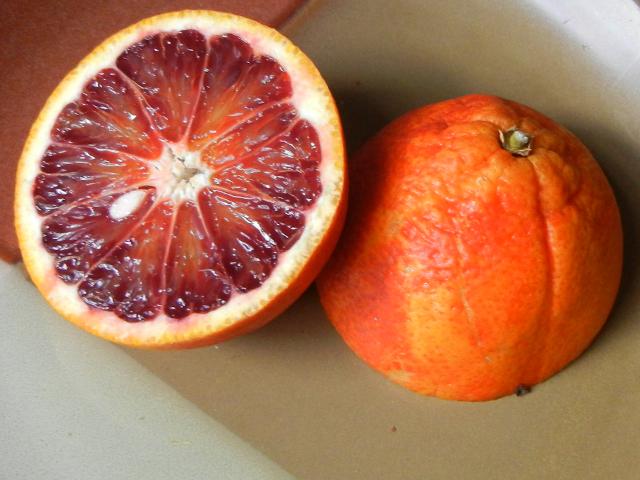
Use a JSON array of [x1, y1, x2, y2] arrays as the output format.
[[15, 11, 346, 349], [317, 94, 622, 401]]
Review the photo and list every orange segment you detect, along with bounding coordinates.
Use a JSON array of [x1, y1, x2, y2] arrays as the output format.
[[34, 145, 149, 215], [164, 201, 232, 319], [189, 34, 292, 150], [52, 69, 162, 158], [116, 30, 208, 143], [78, 201, 174, 322], [41, 188, 155, 283], [202, 103, 298, 168], [15, 11, 346, 348], [198, 188, 305, 291], [213, 119, 322, 207]]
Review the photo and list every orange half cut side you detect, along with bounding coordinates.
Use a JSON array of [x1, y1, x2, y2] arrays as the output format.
[[15, 10, 346, 349]]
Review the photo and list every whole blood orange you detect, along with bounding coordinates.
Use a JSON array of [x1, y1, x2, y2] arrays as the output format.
[[317, 94, 622, 401], [15, 11, 346, 348]]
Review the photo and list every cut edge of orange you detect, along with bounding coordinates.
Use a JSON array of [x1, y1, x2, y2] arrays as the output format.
[[15, 10, 346, 349]]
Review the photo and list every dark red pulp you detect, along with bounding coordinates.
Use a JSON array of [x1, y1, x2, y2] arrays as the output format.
[[34, 30, 322, 322]]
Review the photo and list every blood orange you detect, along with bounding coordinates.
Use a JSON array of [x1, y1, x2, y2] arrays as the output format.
[[318, 95, 622, 401], [15, 11, 346, 348]]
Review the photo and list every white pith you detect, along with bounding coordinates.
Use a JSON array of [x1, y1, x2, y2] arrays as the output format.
[[15, 11, 345, 346]]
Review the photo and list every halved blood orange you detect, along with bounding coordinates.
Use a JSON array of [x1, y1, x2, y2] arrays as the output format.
[[15, 11, 346, 348]]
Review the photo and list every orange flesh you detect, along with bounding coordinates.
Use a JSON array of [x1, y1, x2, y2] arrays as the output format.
[[318, 94, 623, 401], [34, 30, 323, 322]]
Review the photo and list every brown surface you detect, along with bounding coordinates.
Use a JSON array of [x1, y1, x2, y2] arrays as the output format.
[[0, 0, 305, 262], [6, 0, 640, 479]]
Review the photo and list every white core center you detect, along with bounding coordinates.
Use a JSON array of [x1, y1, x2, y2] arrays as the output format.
[[153, 146, 211, 202], [108, 147, 211, 221]]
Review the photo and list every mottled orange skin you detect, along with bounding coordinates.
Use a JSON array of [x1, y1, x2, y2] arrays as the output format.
[[317, 94, 623, 401]]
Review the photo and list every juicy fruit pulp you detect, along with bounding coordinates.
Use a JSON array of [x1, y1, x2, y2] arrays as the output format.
[[318, 95, 622, 401], [34, 30, 322, 322]]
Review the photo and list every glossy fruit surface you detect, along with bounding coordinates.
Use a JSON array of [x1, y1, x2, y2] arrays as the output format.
[[16, 11, 346, 348], [318, 94, 622, 401]]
